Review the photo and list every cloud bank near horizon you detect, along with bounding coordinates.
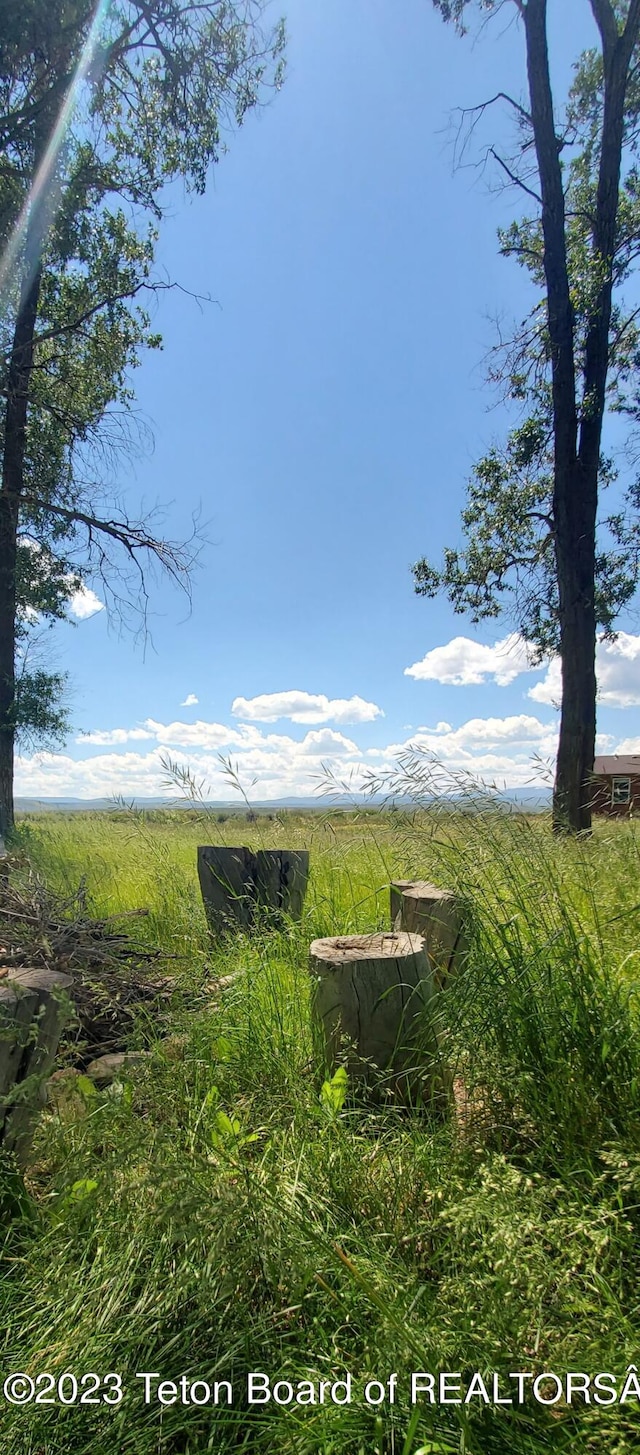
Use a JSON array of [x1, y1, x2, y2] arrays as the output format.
[[16, 625, 640, 801], [16, 710, 620, 801]]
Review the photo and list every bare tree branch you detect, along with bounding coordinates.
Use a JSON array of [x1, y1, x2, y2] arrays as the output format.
[[20, 495, 200, 593], [25, 279, 215, 361], [489, 146, 542, 202], [451, 90, 532, 171], [472, 89, 532, 125]]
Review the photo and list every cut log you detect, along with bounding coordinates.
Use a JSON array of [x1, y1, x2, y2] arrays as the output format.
[[0, 966, 73, 1163], [254, 849, 308, 921], [390, 881, 467, 989], [309, 930, 445, 1103], [197, 846, 255, 933], [197, 846, 309, 936]]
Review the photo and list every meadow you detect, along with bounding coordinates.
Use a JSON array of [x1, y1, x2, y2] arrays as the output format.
[[2, 799, 640, 1454]]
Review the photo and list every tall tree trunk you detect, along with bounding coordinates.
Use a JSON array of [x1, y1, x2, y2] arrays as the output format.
[[524, 0, 585, 830], [0, 493, 18, 840], [0, 86, 53, 838], [553, 466, 598, 833], [524, 0, 640, 831], [0, 260, 43, 839], [554, 6, 640, 831]]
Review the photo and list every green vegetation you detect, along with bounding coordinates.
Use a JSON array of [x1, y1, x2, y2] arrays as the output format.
[[2, 805, 640, 1453], [0, 1, 285, 836], [421, 2, 640, 833]]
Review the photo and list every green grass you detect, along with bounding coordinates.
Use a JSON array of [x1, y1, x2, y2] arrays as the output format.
[[2, 804, 640, 1454]]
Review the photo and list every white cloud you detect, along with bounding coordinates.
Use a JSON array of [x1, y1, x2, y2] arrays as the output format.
[[77, 727, 155, 746], [231, 690, 383, 724], [78, 720, 258, 751], [17, 749, 174, 800], [297, 729, 358, 756], [596, 733, 617, 751], [383, 713, 558, 759], [25, 710, 565, 799], [405, 633, 535, 687], [598, 633, 640, 705], [527, 659, 562, 708], [436, 714, 549, 747], [180, 694, 199, 707], [363, 714, 560, 790], [407, 629, 640, 713], [19, 540, 104, 620], [142, 719, 254, 750], [68, 584, 104, 620], [16, 728, 362, 801], [529, 633, 640, 709], [74, 718, 361, 759]]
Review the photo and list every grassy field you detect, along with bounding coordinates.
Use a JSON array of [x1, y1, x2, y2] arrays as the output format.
[[2, 802, 640, 1454]]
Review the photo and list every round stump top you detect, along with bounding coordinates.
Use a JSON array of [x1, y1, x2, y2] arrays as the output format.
[[309, 931, 425, 966], [391, 880, 456, 902]]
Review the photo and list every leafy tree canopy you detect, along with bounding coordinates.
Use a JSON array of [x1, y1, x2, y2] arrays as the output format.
[[415, 3, 640, 663], [0, 1, 285, 751]]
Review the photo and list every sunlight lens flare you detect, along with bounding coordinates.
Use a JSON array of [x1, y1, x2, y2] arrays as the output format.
[[0, 0, 112, 309]]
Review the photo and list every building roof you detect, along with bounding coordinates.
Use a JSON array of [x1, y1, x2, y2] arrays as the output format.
[[593, 756, 640, 776]]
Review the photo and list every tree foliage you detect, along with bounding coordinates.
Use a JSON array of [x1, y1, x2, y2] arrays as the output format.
[[416, 0, 640, 830], [417, 5, 640, 651], [0, 1, 285, 824]]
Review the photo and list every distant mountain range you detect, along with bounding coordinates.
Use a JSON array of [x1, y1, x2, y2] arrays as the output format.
[[16, 788, 552, 814]]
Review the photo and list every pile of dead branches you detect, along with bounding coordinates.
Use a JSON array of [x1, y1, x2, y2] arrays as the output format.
[[0, 868, 179, 1064]]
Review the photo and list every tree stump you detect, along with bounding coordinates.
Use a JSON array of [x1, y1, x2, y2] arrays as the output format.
[[309, 930, 445, 1103], [390, 881, 467, 990], [0, 967, 74, 1164], [197, 846, 309, 936]]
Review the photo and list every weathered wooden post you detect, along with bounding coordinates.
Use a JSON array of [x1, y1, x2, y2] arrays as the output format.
[[197, 846, 309, 936], [0, 967, 74, 1164], [390, 881, 467, 989], [309, 930, 446, 1104], [254, 849, 309, 921]]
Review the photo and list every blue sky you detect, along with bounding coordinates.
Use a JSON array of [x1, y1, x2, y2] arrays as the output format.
[[16, 0, 640, 801]]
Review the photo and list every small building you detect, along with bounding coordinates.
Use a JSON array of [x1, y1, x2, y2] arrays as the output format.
[[592, 756, 640, 817]]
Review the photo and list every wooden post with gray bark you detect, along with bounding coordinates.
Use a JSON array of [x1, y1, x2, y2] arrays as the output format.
[[198, 846, 309, 936], [0, 966, 74, 1164], [390, 881, 467, 990], [309, 930, 447, 1105]]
